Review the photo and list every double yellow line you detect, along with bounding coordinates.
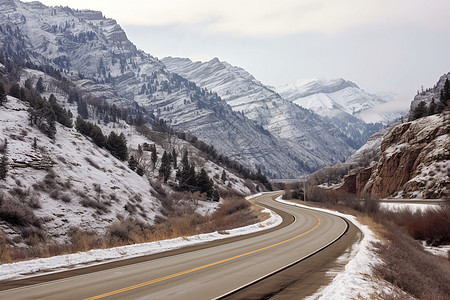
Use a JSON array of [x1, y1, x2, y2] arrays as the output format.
[[85, 214, 321, 299]]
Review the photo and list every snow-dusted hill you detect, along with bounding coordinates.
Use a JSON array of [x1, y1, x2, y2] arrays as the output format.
[[162, 56, 355, 170], [277, 78, 405, 125], [0, 0, 310, 178]]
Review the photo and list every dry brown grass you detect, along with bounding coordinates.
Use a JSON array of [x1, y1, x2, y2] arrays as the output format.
[[0, 195, 263, 265], [374, 225, 450, 300]]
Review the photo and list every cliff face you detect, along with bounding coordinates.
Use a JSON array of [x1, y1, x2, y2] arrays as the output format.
[[341, 111, 449, 199]]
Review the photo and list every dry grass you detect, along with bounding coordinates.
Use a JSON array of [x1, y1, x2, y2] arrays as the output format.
[[0, 194, 263, 265], [374, 225, 450, 300]]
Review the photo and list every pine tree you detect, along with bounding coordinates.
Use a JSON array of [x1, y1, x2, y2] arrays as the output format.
[[159, 151, 171, 182], [410, 101, 427, 121], [0, 82, 6, 106], [36, 77, 44, 93], [0, 154, 8, 180], [212, 189, 220, 202], [136, 166, 144, 176], [128, 155, 137, 171], [197, 168, 213, 198], [172, 148, 177, 169], [428, 98, 436, 116], [77, 98, 89, 119], [221, 170, 227, 182], [106, 132, 127, 161], [9, 83, 20, 99], [441, 78, 450, 106], [151, 144, 157, 169], [181, 150, 189, 171]]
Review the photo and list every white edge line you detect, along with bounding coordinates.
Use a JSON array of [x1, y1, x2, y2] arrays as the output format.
[[213, 195, 349, 300]]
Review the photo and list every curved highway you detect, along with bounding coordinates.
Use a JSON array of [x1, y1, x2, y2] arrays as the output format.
[[0, 192, 349, 299]]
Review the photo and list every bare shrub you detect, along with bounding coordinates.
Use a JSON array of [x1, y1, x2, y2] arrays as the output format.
[[69, 228, 103, 252], [9, 187, 30, 201], [60, 194, 71, 203], [374, 225, 450, 300], [107, 218, 145, 244], [210, 197, 257, 231], [85, 157, 101, 170], [27, 195, 42, 209], [375, 201, 450, 246], [0, 195, 41, 228], [124, 202, 137, 214], [49, 188, 60, 200], [80, 198, 108, 214]]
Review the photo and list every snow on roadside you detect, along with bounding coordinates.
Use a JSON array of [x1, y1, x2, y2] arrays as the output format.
[[275, 197, 385, 299], [0, 206, 282, 281], [422, 242, 450, 259]]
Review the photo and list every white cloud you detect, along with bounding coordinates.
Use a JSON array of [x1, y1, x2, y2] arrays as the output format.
[[23, 0, 450, 36]]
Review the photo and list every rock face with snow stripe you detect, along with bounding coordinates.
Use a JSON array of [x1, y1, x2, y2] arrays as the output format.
[[340, 111, 449, 199], [162, 56, 356, 172], [0, 0, 313, 178]]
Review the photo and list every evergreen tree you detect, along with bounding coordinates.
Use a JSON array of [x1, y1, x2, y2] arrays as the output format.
[[0, 82, 6, 106], [181, 150, 189, 171], [136, 166, 144, 176], [197, 168, 213, 198], [106, 132, 127, 161], [410, 101, 427, 121], [221, 170, 227, 182], [172, 148, 177, 169], [9, 83, 20, 99], [0, 154, 8, 180], [36, 77, 44, 93], [49, 94, 72, 127], [441, 78, 450, 106], [151, 144, 157, 168], [159, 151, 171, 182], [77, 98, 89, 119], [212, 189, 220, 202], [128, 155, 137, 171], [428, 98, 436, 116]]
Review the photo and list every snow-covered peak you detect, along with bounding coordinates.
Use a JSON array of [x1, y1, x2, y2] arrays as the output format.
[[278, 78, 359, 99], [277, 78, 404, 125]]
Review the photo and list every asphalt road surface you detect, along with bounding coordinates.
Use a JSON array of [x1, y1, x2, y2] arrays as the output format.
[[0, 192, 351, 299]]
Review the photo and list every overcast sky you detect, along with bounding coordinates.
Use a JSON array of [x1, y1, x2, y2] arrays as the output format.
[[25, 0, 450, 108]]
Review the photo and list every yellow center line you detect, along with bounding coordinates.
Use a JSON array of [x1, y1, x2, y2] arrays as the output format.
[[84, 214, 321, 300]]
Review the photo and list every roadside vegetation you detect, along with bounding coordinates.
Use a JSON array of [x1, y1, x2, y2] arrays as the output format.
[[282, 183, 450, 300], [0, 195, 260, 264]]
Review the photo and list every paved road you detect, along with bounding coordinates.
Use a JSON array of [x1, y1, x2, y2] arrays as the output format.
[[0, 192, 348, 300]]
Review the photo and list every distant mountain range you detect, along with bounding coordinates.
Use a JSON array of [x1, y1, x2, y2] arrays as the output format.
[[0, 0, 405, 178]]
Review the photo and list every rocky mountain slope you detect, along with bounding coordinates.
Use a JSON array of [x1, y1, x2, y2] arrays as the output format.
[[341, 112, 449, 199], [0, 65, 258, 247], [0, 0, 316, 178], [277, 78, 406, 147], [337, 73, 450, 199], [162, 56, 355, 168]]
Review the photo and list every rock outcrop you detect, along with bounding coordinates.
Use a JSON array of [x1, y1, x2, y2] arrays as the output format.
[[341, 111, 449, 199]]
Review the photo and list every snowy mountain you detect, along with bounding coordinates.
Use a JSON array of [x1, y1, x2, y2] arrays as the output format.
[[277, 78, 405, 125], [0, 65, 259, 247], [162, 56, 355, 169], [0, 0, 323, 178]]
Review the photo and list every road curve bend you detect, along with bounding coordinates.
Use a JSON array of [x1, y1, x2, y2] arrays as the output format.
[[0, 192, 349, 300]]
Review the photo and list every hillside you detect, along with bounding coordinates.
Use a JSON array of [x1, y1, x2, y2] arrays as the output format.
[[0, 62, 269, 254]]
